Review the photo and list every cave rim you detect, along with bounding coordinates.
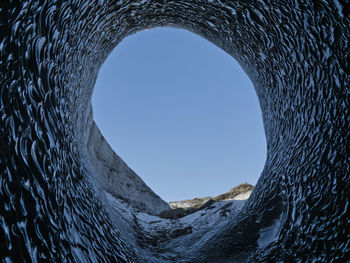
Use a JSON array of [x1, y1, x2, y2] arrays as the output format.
[[71, 4, 280, 259], [3, 0, 348, 261], [91, 26, 267, 203]]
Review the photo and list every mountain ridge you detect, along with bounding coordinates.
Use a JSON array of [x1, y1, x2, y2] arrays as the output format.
[[169, 182, 254, 210]]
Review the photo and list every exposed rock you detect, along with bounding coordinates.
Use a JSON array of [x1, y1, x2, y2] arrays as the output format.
[[214, 182, 254, 201], [161, 184, 253, 219], [169, 183, 254, 211], [199, 199, 216, 210], [169, 197, 212, 210]]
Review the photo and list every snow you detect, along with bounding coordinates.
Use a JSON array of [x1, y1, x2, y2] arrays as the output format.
[[227, 190, 253, 200], [105, 190, 252, 262]]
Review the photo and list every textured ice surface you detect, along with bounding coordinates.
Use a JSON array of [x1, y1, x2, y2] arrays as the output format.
[[0, 0, 350, 262], [86, 120, 170, 215]]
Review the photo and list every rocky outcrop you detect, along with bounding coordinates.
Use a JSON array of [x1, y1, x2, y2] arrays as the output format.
[[214, 183, 254, 201], [169, 183, 254, 210]]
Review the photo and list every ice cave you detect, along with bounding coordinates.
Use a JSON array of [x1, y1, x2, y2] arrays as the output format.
[[0, 1, 349, 262]]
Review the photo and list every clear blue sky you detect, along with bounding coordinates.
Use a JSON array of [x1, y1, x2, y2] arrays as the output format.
[[92, 27, 266, 202]]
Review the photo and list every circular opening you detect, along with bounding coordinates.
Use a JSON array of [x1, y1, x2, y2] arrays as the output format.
[[92, 27, 266, 202]]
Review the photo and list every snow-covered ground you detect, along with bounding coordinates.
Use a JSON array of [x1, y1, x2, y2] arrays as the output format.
[[226, 190, 252, 200], [105, 190, 251, 262]]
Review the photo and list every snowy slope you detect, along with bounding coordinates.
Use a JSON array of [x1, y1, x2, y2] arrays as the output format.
[[105, 190, 251, 262]]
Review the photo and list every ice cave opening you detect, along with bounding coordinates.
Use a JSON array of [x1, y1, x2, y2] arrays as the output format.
[[91, 27, 267, 203], [3, 1, 349, 262]]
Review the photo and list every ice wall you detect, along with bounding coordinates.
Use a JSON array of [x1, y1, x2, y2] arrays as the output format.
[[0, 1, 349, 262]]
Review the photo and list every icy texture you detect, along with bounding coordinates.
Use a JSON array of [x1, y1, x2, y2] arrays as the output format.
[[86, 119, 170, 215], [0, 0, 350, 262]]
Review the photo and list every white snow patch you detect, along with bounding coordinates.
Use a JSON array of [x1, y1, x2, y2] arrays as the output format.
[[230, 190, 253, 200]]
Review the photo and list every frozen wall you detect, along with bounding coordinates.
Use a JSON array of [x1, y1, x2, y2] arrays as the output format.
[[0, 1, 349, 262]]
